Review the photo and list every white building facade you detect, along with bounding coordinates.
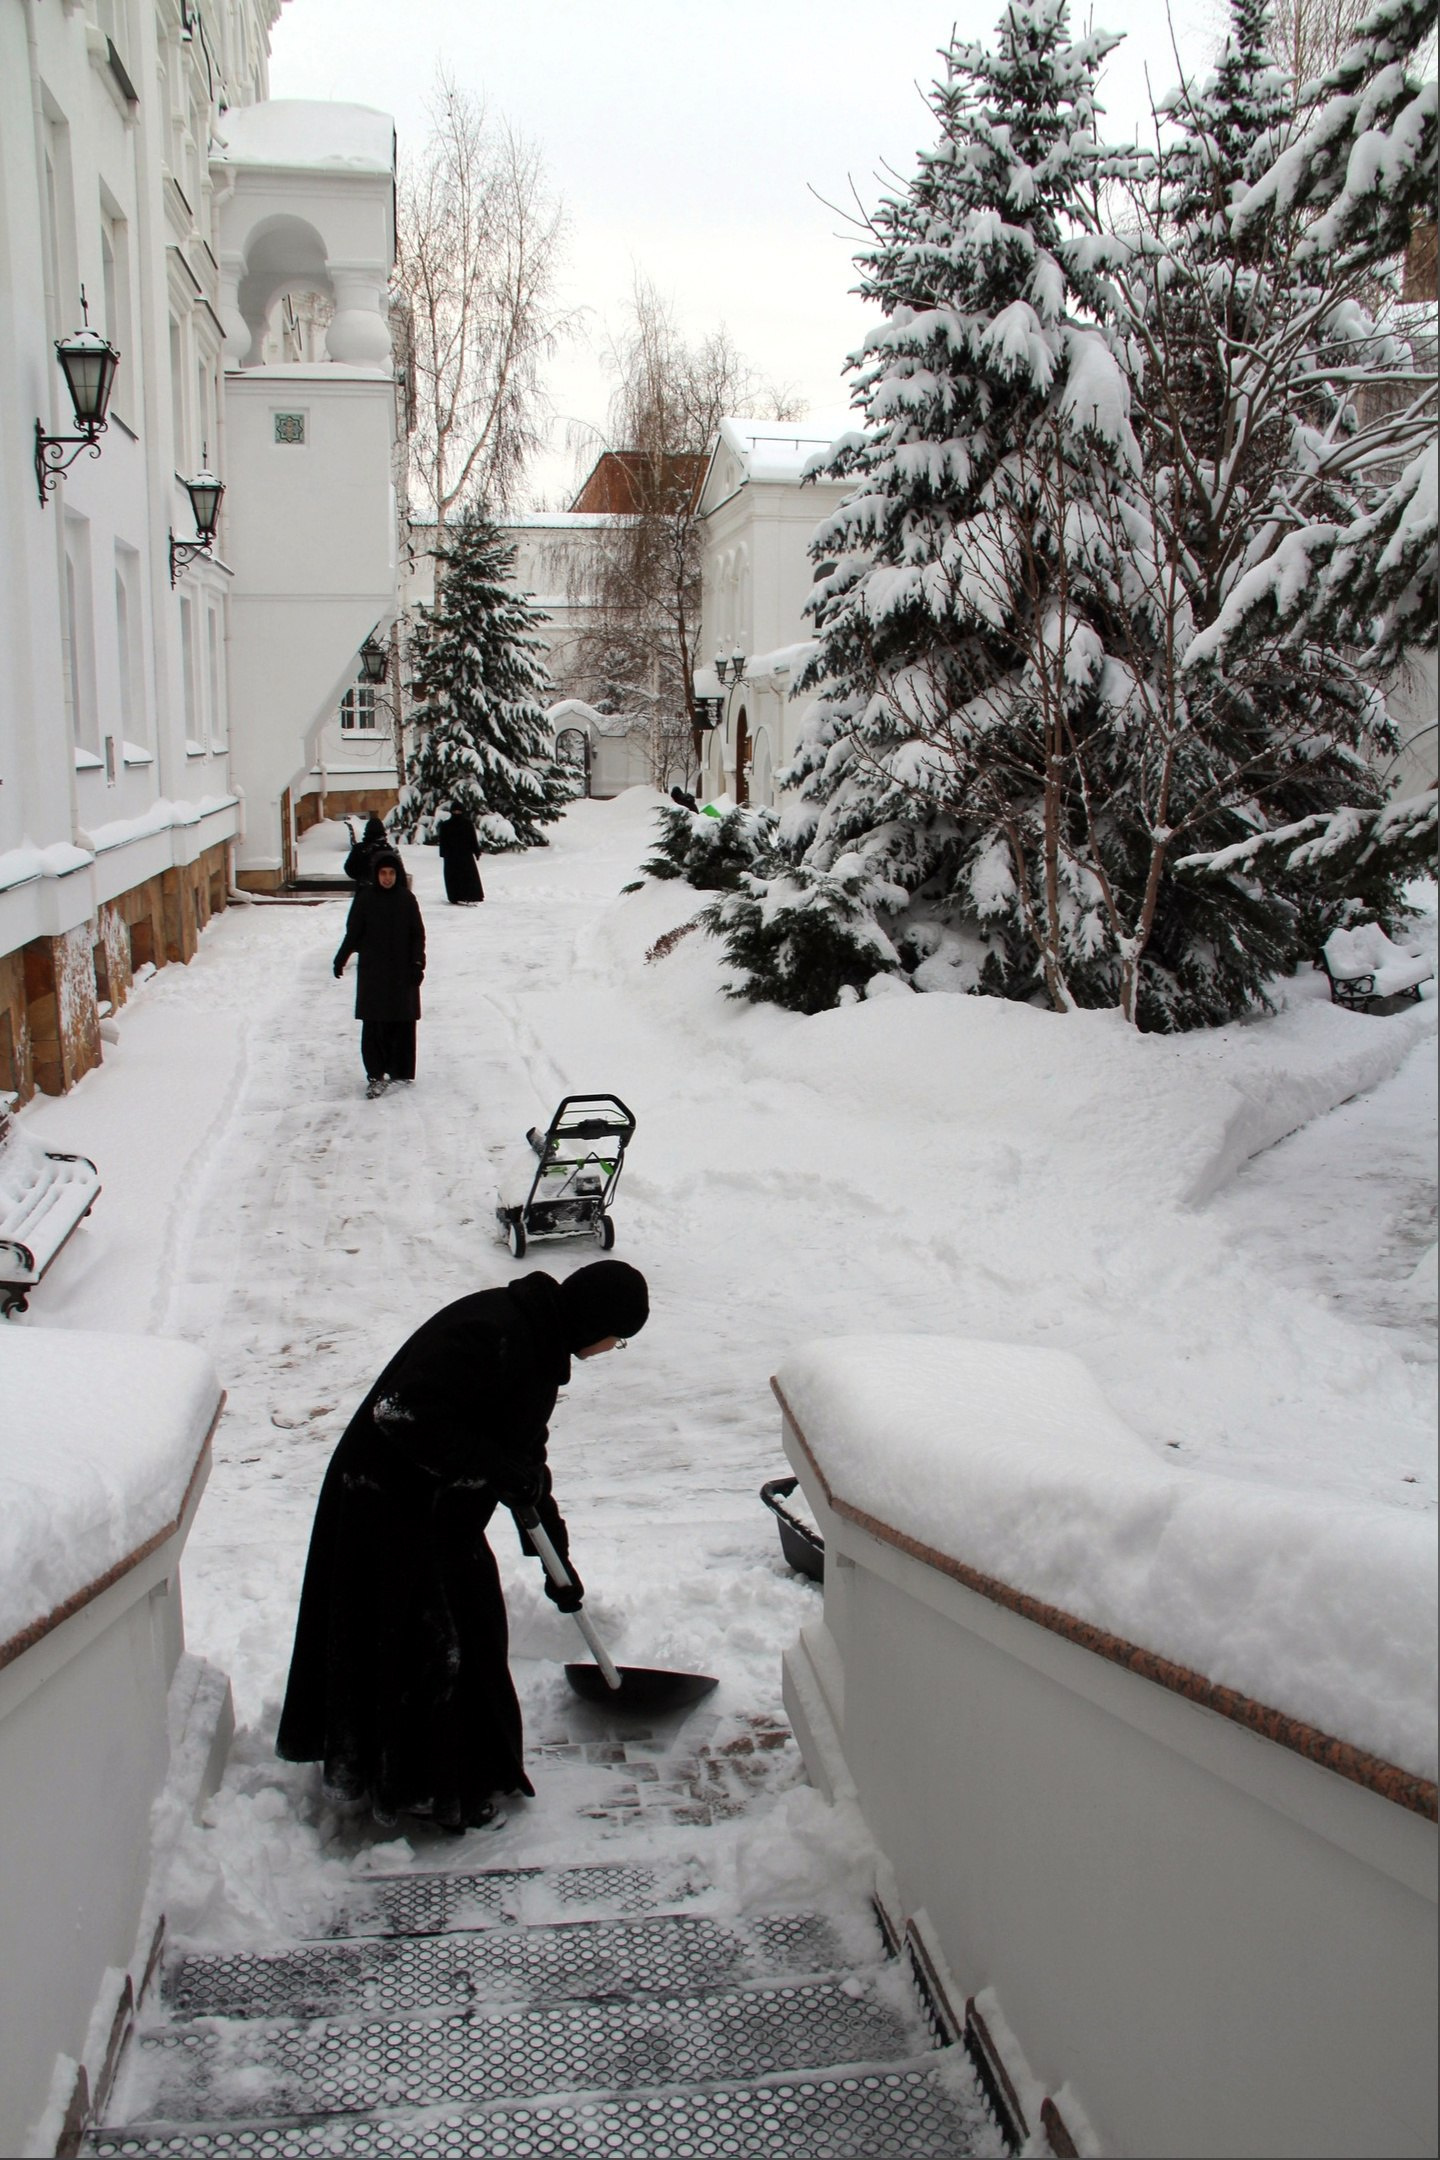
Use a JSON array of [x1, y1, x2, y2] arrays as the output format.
[[692, 419, 850, 811], [216, 97, 404, 876], [0, 1, 402, 1100]]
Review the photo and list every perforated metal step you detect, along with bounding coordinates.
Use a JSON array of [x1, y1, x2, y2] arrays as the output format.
[[128, 1972, 923, 2122], [163, 1911, 859, 2023], [325, 1860, 708, 1940], [93, 2051, 1003, 2158]]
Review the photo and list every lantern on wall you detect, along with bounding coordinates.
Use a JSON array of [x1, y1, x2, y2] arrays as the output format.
[[169, 461, 226, 586], [34, 291, 121, 505]]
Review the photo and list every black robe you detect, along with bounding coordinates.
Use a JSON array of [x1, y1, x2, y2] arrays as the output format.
[[436, 813, 485, 904], [276, 1275, 578, 1826], [334, 876, 426, 1021]]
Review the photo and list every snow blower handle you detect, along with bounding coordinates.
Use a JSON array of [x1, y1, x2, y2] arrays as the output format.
[[513, 1505, 622, 1692]]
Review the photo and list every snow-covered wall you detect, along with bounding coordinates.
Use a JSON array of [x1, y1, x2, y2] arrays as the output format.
[[0, 1330, 224, 2156], [778, 1339, 1438, 2160]]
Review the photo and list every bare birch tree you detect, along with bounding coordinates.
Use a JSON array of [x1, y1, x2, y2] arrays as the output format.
[[572, 278, 801, 787], [397, 73, 566, 536]]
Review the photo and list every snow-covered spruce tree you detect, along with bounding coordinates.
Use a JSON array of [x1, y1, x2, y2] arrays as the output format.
[[718, 0, 1182, 1020], [1078, 0, 1415, 1019], [394, 503, 571, 848], [1124, 0, 1434, 957], [1195, 0, 1438, 668]]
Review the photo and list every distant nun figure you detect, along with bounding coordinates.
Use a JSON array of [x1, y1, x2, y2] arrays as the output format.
[[333, 847, 426, 1096], [435, 802, 485, 906]]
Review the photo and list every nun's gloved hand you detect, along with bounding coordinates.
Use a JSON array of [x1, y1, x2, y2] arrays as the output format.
[[495, 1466, 544, 1511], [544, 1565, 584, 1613], [333, 958, 345, 978]]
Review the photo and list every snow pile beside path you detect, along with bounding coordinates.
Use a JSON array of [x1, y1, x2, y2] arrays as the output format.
[[592, 861, 1433, 1209], [0, 1330, 222, 1649], [779, 1335, 1438, 1780]]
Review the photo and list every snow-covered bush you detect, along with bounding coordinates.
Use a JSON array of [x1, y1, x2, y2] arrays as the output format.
[[629, 800, 780, 893]]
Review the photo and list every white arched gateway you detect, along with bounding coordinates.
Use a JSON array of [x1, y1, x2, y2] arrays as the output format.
[[545, 700, 652, 799]]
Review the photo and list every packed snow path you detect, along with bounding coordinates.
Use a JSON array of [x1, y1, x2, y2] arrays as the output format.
[[16, 791, 1435, 2138], [90, 1736, 1005, 2159]]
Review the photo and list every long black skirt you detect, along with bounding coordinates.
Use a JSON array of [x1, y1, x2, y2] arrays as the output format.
[[277, 1445, 532, 1828], [442, 853, 484, 904]]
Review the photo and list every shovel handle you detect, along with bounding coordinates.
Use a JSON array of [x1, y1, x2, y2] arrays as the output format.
[[516, 1506, 622, 1692]]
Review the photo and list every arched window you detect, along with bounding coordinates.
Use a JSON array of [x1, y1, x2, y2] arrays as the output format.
[[339, 686, 378, 733]]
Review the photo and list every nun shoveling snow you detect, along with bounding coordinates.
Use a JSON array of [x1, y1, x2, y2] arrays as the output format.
[[276, 1259, 655, 1833]]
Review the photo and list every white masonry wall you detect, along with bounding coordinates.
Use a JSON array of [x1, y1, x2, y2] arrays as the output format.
[[780, 1403, 1439, 2160]]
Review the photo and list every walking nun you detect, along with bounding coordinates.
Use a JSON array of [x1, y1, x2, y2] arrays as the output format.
[[333, 845, 426, 1096], [276, 1260, 651, 1832], [435, 801, 485, 906]]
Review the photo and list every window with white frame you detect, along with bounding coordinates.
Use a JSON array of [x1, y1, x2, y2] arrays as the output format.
[[207, 607, 225, 747], [63, 513, 97, 753], [339, 685, 379, 733], [179, 594, 198, 741], [115, 548, 142, 745]]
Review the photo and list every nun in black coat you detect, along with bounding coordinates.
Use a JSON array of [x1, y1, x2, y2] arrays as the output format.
[[435, 803, 485, 905], [276, 1262, 650, 1831], [343, 814, 389, 883], [333, 848, 426, 1088]]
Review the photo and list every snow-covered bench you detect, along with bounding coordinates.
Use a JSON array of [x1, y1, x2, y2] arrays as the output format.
[[1317, 924, 1432, 1010], [0, 1105, 101, 1316]]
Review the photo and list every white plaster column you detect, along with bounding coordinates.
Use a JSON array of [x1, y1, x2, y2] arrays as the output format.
[[217, 253, 256, 365], [325, 269, 390, 367]]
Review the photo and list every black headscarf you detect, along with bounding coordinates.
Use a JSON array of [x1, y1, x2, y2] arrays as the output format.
[[370, 845, 410, 890], [557, 1261, 650, 1351]]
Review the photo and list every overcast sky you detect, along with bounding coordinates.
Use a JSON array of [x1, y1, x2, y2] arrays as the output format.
[[267, 0, 1224, 509]]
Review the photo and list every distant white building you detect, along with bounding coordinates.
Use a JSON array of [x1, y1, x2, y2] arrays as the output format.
[[690, 419, 850, 810], [215, 98, 405, 877], [0, 2, 402, 1099]]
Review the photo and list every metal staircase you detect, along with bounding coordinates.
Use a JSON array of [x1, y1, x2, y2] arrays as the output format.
[[88, 1725, 1007, 2158]]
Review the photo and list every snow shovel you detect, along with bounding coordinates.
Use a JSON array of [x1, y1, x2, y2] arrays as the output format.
[[514, 1505, 718, 1712]]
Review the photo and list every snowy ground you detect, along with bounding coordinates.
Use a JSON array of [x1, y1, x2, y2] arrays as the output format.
[[14, 791, 1436, 1922]]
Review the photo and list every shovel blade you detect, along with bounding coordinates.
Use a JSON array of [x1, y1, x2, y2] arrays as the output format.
[[564, 1663, 718, 1710]]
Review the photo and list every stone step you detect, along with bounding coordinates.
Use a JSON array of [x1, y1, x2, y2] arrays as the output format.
[[320, 1858, 710, 1940], [93, 2050, 1002, 2158], [160, 1910, 866, 2024], [124, 1971, 926, 2122]]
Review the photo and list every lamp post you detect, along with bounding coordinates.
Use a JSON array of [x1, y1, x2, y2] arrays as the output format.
[[169, 462, 225, 585], [34, 291, 121, 505]]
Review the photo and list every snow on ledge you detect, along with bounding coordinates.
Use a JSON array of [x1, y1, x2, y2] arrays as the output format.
[[78, 795, 238, 853], [213, 100, 395, 175], [0, 1330, 222, 1657], [0, 842, 93, 893], [777, 1335, 1438, 1783]]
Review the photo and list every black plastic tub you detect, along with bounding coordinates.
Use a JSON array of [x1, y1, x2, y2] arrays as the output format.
[[760, 1476, 825, 1583]]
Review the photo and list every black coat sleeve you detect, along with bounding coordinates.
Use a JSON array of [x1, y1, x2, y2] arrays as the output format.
[[334, 893, 363, 970], [409, 893, 426, 982]]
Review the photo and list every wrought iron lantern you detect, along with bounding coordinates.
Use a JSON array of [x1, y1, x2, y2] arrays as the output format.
[[357, 633, 389, 685], [35, 291, 121, 505], [169, 461, 225, 585], [714, 646, 747, 686]]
